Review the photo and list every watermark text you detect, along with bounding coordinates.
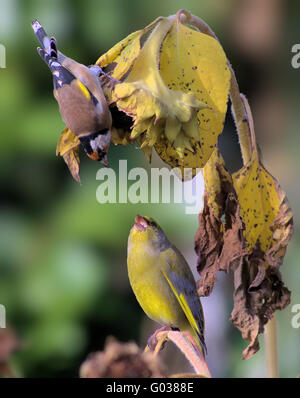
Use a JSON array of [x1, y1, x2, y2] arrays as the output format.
[[96, 160, 203, 214], [291, 304, 300, 328], [0, 44, 6, 68], [0, 304, 6, 328]]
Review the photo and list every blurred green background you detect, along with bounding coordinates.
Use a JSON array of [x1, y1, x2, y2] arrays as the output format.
[[0, 0, 299, 377]]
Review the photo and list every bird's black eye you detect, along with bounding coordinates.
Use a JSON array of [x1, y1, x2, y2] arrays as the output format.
[[148, 221, 157, 227], [97, 148, 105, 161]]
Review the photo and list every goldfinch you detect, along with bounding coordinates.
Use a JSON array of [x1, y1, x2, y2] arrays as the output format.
[[31, 19, 112, 165], [127, 215, 207, 355]]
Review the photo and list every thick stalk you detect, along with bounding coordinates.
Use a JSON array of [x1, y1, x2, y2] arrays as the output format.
[[264, 315, 279, 378]]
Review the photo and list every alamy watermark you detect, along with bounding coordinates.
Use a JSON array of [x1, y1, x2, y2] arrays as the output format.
[[96, 160, 203, 214], [291, 44, 300, 68], [0, 44, 6, 68], [0, 304, 6, 328], [291, 304, 300, 329]]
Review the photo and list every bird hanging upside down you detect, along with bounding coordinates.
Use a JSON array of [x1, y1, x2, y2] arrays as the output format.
[[31, 19, 112, 166], [127, 215, 207, 355]]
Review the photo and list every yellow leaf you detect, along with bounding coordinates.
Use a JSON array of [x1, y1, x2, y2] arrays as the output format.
[[232, 96, 292, 255], [56, 127, 80, 156], [96, 30, 143, 82], [203, 148, 233, 219], [96, 18, 162, 81], [158, 19, 230, 169], [56, 127, 81, 182], [233, 156, 280, 252], [62, 146, 81, 183]]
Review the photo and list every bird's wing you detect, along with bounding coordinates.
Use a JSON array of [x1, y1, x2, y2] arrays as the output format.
[[32, 21, 85, 91], [32, 20, 57, 57], [37, 48, 77, 90], [161, 249, 206, 354], [32, 20, 77, 90]]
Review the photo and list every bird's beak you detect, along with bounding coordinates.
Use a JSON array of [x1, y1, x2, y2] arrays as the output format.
[[100, 155, 109, 167], [134, 215, 147, 231], [87, 150, 100, 161]]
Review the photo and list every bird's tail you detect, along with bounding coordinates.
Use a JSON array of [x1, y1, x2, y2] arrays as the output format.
[[32, 20, 75, 89], [36, 47, 75, 89], [31, 19, 57, 58], [194, 328, 207, 357]]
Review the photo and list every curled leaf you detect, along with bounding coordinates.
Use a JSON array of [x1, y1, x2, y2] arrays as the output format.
[[230, 248, 291, 360], [195, 149, 247, 297]]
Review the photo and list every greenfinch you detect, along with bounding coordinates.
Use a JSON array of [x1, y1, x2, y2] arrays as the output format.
[[127, 215, 207, 355]]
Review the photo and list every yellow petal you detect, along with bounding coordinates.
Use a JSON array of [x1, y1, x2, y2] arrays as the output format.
[[165, 117, 181, 143]]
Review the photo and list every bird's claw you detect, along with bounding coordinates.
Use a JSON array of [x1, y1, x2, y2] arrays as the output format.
[[99, 71, 119, 91], [147, 325, 172, 352]]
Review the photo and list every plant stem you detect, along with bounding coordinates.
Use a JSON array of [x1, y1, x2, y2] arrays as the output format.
[[264, 315, 279, 378], [166, 330, 212, 377]]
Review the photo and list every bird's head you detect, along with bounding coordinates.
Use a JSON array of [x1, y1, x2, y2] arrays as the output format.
[[130, 215, 170, 251], [80, 129, 111, 166]]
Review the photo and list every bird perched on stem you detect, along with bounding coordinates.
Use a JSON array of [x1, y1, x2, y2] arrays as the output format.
[[127, 215, 207, 355], [31, 19, 112, 165]]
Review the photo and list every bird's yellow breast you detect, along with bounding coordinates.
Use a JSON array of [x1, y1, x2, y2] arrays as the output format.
[[127, 233, 186, 327]]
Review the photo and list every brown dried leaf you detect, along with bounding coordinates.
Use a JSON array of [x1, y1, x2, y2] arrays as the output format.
[[80, 337, 165, 378], [194, 192, 223, 296], [195, 149, 247, 297], [194, 139, 293, 359], [231, 249, 291, 360], [265, 182, 293, 268]]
